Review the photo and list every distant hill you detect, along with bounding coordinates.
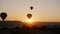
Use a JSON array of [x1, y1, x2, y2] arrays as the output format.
[[0, 21, 60, 28], [0, 21, 25, 28], [35, 22, 60, 25], [35, 22, 60, 27]]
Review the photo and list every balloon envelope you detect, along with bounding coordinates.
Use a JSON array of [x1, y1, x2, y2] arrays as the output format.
[[0, 12, 7, 21], [27, 14, 32, 19], [30, 6, 33, 10]]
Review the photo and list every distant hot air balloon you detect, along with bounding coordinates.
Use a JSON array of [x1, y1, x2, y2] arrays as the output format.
[[30, 6, 33, 10], [0, 12, 7, 21], [27, 14, 32, 19]]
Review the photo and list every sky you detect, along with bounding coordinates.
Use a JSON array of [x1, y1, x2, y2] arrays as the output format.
[[0, 0, 60, 22]]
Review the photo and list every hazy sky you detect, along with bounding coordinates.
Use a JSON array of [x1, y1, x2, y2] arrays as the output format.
[[0, 0, 60, 22]]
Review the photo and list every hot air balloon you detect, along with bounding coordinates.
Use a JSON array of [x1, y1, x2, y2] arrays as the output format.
[[27, 14, 32, 19], [30, 6, 33, 10], [0, 12, 7, 21]]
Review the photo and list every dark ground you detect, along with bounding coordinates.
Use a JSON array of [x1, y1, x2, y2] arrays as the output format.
[[0, 21, 60, 34]]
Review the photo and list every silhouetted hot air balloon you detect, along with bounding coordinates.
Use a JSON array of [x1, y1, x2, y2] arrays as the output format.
[[0, 12, 7, 21], [30, 6, 33, 10], [27, 14, 32, 19]]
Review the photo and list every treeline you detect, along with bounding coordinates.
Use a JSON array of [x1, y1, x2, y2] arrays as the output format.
[[0, 25, 60, 34], [0, 25, 60, 31]]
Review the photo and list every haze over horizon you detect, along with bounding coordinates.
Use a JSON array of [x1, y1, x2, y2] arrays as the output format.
[[0, 0, 60, 22]]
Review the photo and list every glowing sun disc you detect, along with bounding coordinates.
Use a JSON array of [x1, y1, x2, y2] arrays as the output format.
[[28, 19, 32, 22], [24, 18, 35, 28]]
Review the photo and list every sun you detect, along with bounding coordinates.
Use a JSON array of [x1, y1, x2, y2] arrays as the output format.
[[27, 18, 34, 24], [24, 18, 35, 28], [28, 19, 33, 22], [25, 18, 34, 24], [25, 19, 34, 27]]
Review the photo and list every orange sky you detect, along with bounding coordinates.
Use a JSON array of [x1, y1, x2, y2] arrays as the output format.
[[0, 0, 60, 22]]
